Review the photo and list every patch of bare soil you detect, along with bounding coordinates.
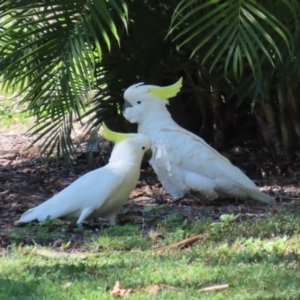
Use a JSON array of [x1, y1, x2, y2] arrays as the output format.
[[0, 120, 300, 249]]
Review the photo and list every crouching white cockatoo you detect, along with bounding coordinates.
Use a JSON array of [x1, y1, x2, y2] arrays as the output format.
[[123, 78, 275, 204], [15, 124, 152, 227]]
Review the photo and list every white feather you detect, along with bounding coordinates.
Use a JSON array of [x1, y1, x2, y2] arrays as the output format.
[[15, 134, 152, 226], [123, 82, 275, 204]]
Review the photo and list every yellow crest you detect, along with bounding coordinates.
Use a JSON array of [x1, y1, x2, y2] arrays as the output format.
[[147, 78, 183, 100], [102, 123, 134, 143]]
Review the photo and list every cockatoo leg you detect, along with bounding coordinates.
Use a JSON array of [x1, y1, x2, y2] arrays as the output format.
[[173, 192, 202, 204], [107, 214, 117, 226], [76, 207, 94, 227], [172, 195, 186, 203]]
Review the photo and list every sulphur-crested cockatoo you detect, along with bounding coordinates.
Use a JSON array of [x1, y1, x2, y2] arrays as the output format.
[[123, 78, 275, 204], [15, 124, 152, 227]]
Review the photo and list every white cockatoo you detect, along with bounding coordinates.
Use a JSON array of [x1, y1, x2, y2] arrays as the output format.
[[123, 78, 275, 204], [15, 124, 152, 227]]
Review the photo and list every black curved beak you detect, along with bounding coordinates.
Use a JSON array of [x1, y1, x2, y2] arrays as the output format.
[[144, 148, 152, 161], [123, 101, 133, 113]]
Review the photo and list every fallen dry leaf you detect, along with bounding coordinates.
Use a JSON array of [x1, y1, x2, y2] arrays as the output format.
[[110, 281, 178, 297], [129, 189, 144, 198], [138, 284, 178, 294], [198, 284, 229, 292], [110, 281, 134, 297], [154, 234, 205, 254]]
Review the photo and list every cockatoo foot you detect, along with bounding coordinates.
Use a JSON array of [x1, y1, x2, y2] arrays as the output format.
[[76, 222, 83, 228], [153, 195, 169, 204], [172, 195, 186, 203], [172, 192, 211, 205]]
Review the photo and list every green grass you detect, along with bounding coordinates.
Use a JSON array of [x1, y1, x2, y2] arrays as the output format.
[[2, 211, 300, 299], [0, 97, 30, 127], [0, 79, 31, 127]]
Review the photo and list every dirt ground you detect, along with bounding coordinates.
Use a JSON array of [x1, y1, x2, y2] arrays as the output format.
[[1, 120, 300, 249]]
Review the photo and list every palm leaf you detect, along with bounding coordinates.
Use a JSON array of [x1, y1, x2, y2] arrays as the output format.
[[169, 0, 296, 79], [0, 0, 128, 162]]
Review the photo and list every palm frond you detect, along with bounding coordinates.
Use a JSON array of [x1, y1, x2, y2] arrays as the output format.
[[169, 0, 296, 79], [0, 0, 127, 162]]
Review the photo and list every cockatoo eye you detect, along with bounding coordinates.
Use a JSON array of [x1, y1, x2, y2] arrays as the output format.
[[142, 146, 145, 150], [137, 101, 141, 104]]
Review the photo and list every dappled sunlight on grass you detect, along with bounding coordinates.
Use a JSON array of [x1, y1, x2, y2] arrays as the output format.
[[2, 212, 300, 299]]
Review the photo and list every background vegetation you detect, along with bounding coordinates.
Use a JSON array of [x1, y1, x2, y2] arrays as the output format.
[[1, 0, 300, 161]]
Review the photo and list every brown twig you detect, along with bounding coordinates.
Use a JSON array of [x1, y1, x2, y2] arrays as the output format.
[[199, 284, 229, 292], [154, 234, 205, 254]]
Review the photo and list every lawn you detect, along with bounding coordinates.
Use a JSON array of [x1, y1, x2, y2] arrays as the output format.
[[1, 211, 300, 300]]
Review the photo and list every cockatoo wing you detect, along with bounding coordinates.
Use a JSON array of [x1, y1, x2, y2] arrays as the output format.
[[151, 125, 237, 180], [150, 124, 274, 203], [15, 167, 124, 224]]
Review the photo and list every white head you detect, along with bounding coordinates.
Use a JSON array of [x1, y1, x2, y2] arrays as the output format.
[[123, 78, 183, 124], [102, 123, 152, 162]]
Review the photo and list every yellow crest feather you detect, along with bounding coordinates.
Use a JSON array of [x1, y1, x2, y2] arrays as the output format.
[[147, 78, 183, 100], [102, 123, 134, 143]]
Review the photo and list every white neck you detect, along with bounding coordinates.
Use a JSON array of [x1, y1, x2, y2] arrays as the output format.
[[138, 107, 177, 134], [109, 143, 142, 167]]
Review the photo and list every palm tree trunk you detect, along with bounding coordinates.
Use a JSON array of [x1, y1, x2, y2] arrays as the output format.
[[287, 87, 300, 139], [253, 102, 281, 160], [211, 86, 225, 150], [277, 84, 290, 149]]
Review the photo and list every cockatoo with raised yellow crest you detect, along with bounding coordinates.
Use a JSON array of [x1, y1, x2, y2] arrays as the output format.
[[123, 78, 275, 204], [15, 124, 152, 227]]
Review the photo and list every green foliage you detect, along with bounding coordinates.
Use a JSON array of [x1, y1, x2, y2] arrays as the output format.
[[169, 0, 296, 79], [0, 0, 128, 160], [1, 0, 300, 160], [101, 224, 141, 237], [162, 213, 188, 231], [142, 203, 168, 223]]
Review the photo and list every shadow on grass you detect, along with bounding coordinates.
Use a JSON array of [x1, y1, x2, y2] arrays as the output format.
[[0, 278, 46, 299], [2, 253, 299, 300]]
